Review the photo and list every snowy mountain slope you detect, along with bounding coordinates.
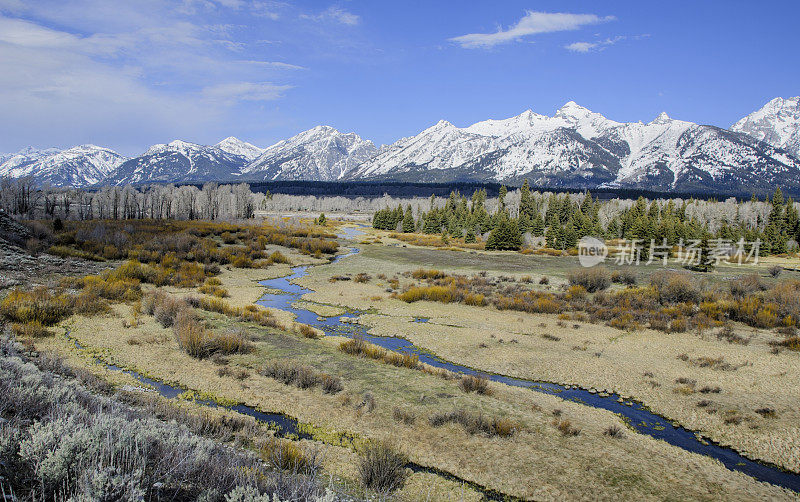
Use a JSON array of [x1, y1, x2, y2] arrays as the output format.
[[6, 96, 800, 194], [241, 126, 377, 181], [0, 145, 126, 187], [215, 137, 265, 161], [349, 101, 800, 193], [106, 140, 248, 185], [732, 97, 800, 159]]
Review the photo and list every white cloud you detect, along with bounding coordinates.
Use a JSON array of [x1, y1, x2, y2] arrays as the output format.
[[202, 82, 292, 103], [565, 41, 597, 53], [301, 6, 360, 26], [565, 35, 630, 53], [0, 4, 304, 154], [450, 11, 614, 49]]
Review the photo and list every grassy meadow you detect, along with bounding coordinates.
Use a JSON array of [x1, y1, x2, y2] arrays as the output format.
[[2, 216, 800, 501]]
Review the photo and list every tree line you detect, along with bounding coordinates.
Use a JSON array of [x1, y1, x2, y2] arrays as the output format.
[[373, 181, 800, 255]]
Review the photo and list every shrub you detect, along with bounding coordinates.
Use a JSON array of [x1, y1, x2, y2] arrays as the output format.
[[611, 269, 637, 285], [260, 360, 341, 393], [604, 425, 624, 437], [773, 336, 800, 351], [458, 374, 492, 395], [357, 441, 408, 494], [463, 292, 486, 306], [730, 274, 766, 298], [769, 265, 783, 278], [213, 329, 254, 355], [172, 309, 252, 358], [239, 305, 282, 328], [411, 269, 445, 280], [259, 438, 319, 474], [398, 285, 457, 303], [0, 337, 329, 501], [553, 418, 581, 436], [354, 273, 371, 283], [261, 360, 320, 389], [566, 284, 587, 300], [0, 288, 73, 326], [199, 282, 229, 298], [295, 323, 319, 339], [321, 374, 344, 394], [265, 251, 291, 265], [428, 409, 518, 437], [765, 280, 800, 321], [651, 271, 699, 304], [339, 336, 419, 369], [173, 309, 214, 358], [567, 267, 611, 292], [11, 321, 52, 338], [755, 407, 777, 418]]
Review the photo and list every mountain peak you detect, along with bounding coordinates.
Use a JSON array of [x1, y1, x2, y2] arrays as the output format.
[[217, 136, 244, 145], [732, 96, 800, 158], [167, 139, 197, 148], [215, 137, 264, 161], [651, 112, 672, 124], [243, 125, 377, 181], [557, 101, 589, 114]]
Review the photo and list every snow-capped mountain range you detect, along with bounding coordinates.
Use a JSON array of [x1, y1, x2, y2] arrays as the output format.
[[3, 96, 800, 194], [0, 145, 126, 187], [348, 100, 800, 193], [731, 97, 800, 159], [242, 126, 377, 181]]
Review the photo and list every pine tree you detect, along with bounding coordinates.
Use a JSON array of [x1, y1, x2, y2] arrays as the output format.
[[545, 222, 561, 249], [402, 205, 415, 233], [688, 231, 715, 272], [530, 212, 545, 236], [518, 180, 535, 233], [485, 211, 522, 250]]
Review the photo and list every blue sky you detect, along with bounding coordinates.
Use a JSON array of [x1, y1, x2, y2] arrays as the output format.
[[0, 0, 798, 156]]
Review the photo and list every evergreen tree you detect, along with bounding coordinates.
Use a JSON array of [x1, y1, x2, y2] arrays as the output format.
[[402, 205, 415, 233], [518, 180, 535, 233], [530, 212, 545, 236], [687, 231, 715, 272], [485, 211, 522, 250]]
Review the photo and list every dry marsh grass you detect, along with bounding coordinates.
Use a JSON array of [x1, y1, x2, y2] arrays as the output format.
[[458, 374, 492, 395], [260, 359, 342, 394], [428, 408, 518, 438], [45, 301, 799, 501], [339, 335, 419, 369], [357, 441, 408, 494]]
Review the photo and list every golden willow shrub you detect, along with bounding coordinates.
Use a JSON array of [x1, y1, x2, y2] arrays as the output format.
[[172, 309, 253, 358], [56, 219, 336, 271], [339, 336, 419, 369], [195, 296, 282, 329], [0, 288, 73, 326]]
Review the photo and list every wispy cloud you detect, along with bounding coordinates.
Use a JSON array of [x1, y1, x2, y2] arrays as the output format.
[[301, 5, 360, 26], [565, 34, 648, 53], [202, 81, 292, 103], [0, 0, 306, 153], [450, 11, 615, 49]]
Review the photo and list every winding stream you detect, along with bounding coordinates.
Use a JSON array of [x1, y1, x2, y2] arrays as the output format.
[[254, 224, 800, 493]]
